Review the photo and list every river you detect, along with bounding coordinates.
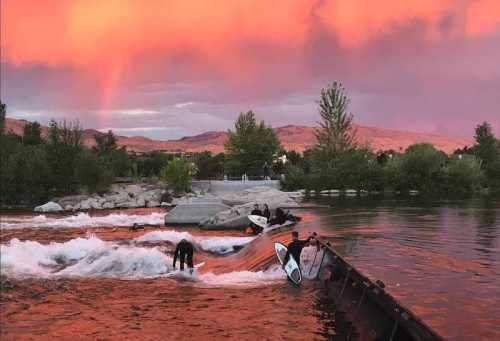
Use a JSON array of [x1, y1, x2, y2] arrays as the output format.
[[1, 198, 499, 340]]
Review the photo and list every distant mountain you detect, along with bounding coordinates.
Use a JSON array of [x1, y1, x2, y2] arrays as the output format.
[[5, 117, 471, 154]]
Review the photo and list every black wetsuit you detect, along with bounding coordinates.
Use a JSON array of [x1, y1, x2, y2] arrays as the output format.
[[251, 209, 263, 216], [263, 208, 271, 222], [271, 208, 287, 225], [284, 237, 313, 269], [173, 240, 194, 271]]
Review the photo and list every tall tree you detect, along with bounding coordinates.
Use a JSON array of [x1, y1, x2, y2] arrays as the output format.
[[314, 82, 357, 158], [23, 121, 43, 145], [474, 122, 497, 167], [224, 111, 281, 176], [0, 101, 5, 134], [46, 119, 83, 194], [93, 130, 118, 155]]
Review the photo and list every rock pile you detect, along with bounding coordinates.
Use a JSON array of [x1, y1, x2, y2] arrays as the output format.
[[34, 183, 166, 212]]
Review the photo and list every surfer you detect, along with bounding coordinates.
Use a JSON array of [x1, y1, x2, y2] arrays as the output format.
[[250, 204, 263, 216], [262, 204, 271, 223], [173, 239, 194, 271], [283, 231, 316, 270], [129, 223, 144, 231], [270, 207, 287, 225]]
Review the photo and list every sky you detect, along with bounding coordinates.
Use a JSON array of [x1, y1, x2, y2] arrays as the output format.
[[1, 0, 499, 140]]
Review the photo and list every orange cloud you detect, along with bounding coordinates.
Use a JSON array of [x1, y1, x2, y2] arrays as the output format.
[[3, 0, 500, 68]]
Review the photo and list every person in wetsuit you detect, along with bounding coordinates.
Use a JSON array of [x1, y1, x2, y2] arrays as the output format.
[[270, 207, 287, 225], [250, 204, 262, 216], [262, 204, 271, 223], [283, 231, 316, 270], [173, 239, 194, 271]]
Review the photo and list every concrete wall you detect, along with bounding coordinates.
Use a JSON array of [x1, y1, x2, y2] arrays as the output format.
[[192, 180, 280, 194]]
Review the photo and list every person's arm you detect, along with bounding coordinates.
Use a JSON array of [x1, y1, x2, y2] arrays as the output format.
[[173, 244, 180, 268]]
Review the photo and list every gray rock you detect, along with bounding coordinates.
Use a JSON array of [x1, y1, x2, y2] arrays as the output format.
[[146, 200, 160, 208], [102, 202, 115, 209], [34, 201, 64, 213], [165, 202, 230, 225]]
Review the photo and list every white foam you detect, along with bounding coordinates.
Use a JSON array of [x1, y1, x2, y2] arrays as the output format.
[[199, 264, 286, 287], [136, 231, 255, 255], [1, 236, 286, 287], [0, 212, 165, 230], [0, 237, 172, 279]]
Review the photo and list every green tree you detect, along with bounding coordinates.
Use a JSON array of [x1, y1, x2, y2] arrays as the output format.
[[160, 158, 193, 194], [93, 130, 132, 178], [193, 152, 225, 179], [400, 144, 446, 192], [1, 145, 51, 204], [75, 149, 113, 193], [0, 101, 6, 134], [224, 111, 281, 176], [93, 130, 118, 155], [23, 121, 43, 145], [442, 155, 484, 195], [383, 155, 404, 191], [314, 82, 357, 159], [46, 119, 83, 194], [472, 122, 500, 192]]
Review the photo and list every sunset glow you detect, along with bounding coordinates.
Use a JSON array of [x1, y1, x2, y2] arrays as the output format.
[[2, 0, 499, 138]]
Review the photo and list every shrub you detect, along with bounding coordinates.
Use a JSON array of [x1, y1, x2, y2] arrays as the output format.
[[160, 158, 193, 194]]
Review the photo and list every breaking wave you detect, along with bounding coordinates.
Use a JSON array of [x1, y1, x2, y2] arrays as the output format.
[[136, 231, 255, 255], [0, 212, 165, 229], [0, 236, 284, 287], [199, 265, 285, 287]]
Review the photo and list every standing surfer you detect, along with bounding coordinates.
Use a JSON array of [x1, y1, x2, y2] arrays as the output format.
[[173, 239, 194, 272], [283, 231, 316, 270]]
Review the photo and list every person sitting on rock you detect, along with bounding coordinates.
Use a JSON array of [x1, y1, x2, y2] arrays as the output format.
[[173, 239, 194, 272], [250, 204, 262, 216], [271, 207, 287, 225]]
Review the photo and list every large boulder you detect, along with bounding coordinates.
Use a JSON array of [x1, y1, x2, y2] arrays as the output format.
[[200, 187, 299, 229], [220, 186, 298, 208], [34, 201, 63, 213], [165, 199, 230, 225]]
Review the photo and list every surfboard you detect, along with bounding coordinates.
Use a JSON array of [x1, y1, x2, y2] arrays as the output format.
[[274, 242, 302, 285], [248, 215, 268, 228]]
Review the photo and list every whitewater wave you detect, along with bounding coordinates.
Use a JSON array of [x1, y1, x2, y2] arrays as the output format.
[[0, 212, 165, 230], [0, 237, 285, 287], [199, 265, 285, 287], [136, 231, 255, 255], [0, 237, 171, 278]]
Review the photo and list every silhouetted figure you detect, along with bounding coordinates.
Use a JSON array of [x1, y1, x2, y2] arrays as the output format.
[[262, 204, 271, 222], [250, 204, 262, 216], [271, 207, 287, 225], [173, 239, 194, 271]]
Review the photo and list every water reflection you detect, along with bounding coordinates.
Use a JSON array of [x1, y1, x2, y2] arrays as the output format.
[[298, 196, 500, 340]]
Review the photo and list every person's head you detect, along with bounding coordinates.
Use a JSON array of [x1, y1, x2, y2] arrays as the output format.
[[254, 204, 259, 209], [264, 204, 269, 209], [292, 231, 299, 240], [180, 239, 187, 244]]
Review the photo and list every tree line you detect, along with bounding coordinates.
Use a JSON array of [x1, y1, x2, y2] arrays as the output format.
[[1, 85, 499, 206], [280, 83, 500, 196]]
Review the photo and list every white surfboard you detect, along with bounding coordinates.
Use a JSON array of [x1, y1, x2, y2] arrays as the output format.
[[248, 215, 269, 228], [274, 242, 302, 285]]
